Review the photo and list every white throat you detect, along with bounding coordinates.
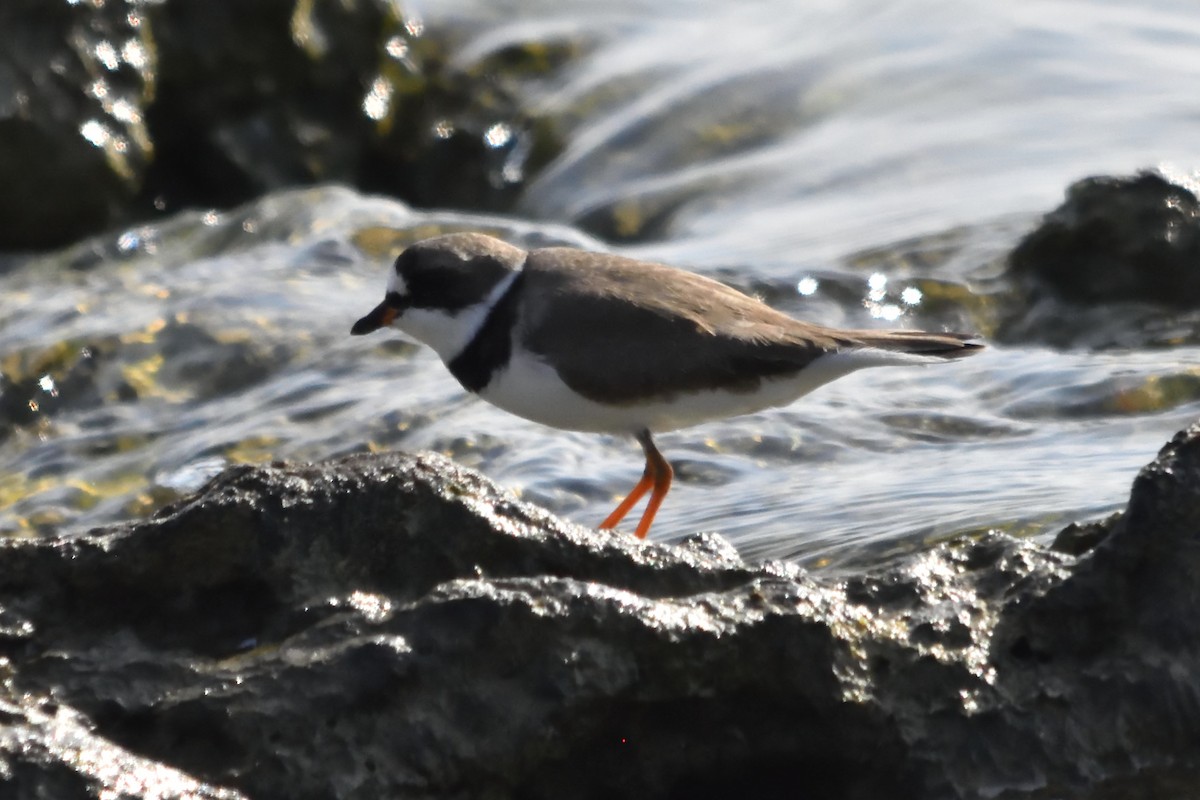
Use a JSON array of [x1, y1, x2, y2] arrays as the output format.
[[394, 270, 522, 363]]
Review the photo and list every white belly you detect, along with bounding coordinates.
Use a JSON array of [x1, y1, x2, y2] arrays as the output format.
[[471, 346, 907, 434]]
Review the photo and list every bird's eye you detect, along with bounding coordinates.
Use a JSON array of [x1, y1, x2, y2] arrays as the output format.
[[385, 291, 407, 307]]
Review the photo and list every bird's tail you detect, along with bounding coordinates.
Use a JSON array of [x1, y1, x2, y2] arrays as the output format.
[[846, 330, 984, 361]]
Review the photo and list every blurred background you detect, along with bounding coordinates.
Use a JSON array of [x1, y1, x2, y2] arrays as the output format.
[[2, 0, 1199, 568]]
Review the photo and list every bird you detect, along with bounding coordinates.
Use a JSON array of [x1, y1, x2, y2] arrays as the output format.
[[351, 232, 983, 539]]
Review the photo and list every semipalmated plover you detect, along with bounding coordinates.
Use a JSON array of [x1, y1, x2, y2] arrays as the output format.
[[352, 233, 983, 538]]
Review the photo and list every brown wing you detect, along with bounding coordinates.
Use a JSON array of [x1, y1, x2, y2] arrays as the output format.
[[517, 249, 847, 405]]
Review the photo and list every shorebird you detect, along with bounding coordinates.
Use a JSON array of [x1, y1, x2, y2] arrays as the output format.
[[352, 232, 982, 538]]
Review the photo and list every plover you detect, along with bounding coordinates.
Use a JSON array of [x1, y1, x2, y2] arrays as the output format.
[[352, 232, 983, 538]]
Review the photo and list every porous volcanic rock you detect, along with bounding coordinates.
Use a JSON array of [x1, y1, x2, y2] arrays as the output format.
[[2, 425, 1200, 799]]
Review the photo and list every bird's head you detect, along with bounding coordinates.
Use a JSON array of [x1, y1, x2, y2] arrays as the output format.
[[351, 232, 525, 361]]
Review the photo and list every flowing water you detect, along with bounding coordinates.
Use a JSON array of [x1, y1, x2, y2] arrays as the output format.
[[4, 0, 1200, 570]]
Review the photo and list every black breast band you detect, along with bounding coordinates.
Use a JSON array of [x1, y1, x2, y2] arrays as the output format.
[[447, 271, 526, 393]]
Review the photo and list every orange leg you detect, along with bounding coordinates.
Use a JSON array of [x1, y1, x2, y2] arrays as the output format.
[[599, 467, 654, 530], [599, 430, 673, 539], [633, 437, 673, 538]]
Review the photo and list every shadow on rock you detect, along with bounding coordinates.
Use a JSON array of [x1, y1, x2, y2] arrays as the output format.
[[3, 423, 1200, 798]]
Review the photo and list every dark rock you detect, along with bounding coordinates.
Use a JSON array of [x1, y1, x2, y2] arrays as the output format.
[[0, 342, 104, 441], [0, 0, 570, 250], [141, 0, 566, 219], [0, 316, 287, 446], [0, 0, 153, 249], [4, 425, 1200, 798], [0, 680, 244, 800], [1050, 514, 1117, 556], [997, 172, 1200, 348], [1008, 172, 1200, 307], [986, 424, 1200, 792]]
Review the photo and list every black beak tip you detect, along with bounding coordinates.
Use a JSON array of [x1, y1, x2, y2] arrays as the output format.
[[351, 301, 395, 336], [350, 316, 377, 336]]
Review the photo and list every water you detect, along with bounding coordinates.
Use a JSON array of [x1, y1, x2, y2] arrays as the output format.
[[3, 0, 1200, 569]]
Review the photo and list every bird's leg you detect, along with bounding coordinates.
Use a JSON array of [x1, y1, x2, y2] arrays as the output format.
[[632, 431, 672, 539], [599, 430, 673, 539], [599, 463, 654, 531]]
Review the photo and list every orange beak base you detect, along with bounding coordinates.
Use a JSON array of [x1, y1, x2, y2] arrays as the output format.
[[351, 301, 398, 335]]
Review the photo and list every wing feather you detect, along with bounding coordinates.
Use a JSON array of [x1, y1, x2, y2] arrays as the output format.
[[517, 249, 840, 404]]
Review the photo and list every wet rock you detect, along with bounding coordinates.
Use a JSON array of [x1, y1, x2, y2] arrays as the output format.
[[984, 425, 1200, 794], [0, 0, 153, 249], [1008, 173, 1200, 307], [3, 426, 1200, 798], [144, 0, 567, 217], [0, 317, 286, 445], [0, 0, 569, 250], [0, 678, 244, 800], [1049, 514, 1116, 556], [0, 341, 104, 440], [999, 172, 1200, 348]]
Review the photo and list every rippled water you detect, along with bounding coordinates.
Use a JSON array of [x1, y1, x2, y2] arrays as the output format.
[[4, 0, 1200, 569]]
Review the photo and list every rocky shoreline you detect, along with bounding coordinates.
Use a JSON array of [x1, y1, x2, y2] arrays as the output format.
[[3, 421, 1199, 799], [0, 0, 566, 250]]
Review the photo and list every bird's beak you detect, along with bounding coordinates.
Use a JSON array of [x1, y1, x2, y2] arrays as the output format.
[[351, 300, 399, 335]]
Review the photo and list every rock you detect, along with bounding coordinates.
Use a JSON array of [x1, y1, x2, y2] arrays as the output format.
[[3, 428, 1200, 798], [1008, 172, 1200, 307], [0, 0, 568, 250], [998, 172, 1200, 348], [0, 679, 244, 800], [0, 0, 153, 249]]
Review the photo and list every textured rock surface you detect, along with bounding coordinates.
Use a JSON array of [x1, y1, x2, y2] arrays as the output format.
[[3, 426, 1200, 798], [1008, 172, 1200, 307], [0, 0, 565, 249], [0, 0, 153, 249], [1000, 172, 1200, 348], [0, 680, 244, 800]]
